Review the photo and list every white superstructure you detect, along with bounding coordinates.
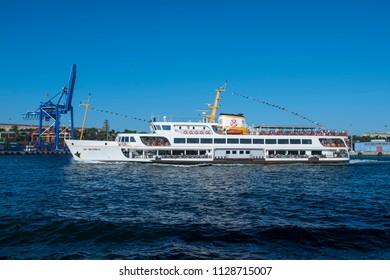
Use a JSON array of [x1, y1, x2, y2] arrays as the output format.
[[66, 85, 350, 164]]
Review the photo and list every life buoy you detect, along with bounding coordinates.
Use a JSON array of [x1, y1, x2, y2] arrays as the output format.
[[189, 131, 193, 134], [205, 131, 210, 134], [184, 131, 188, 134], [194, 130, 199, 134], [200, 131, 204, 134]]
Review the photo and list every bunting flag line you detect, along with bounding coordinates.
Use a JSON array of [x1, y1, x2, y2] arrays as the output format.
[[90, 107, 149, 122], [232, 92, 324, 128]]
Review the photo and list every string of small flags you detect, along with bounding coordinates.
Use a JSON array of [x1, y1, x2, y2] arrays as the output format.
[[232, 92, 323, 128], [90, 107, 149, 122]]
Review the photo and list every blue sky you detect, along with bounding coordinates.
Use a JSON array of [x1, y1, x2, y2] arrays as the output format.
[[1, 0, 389, 134]]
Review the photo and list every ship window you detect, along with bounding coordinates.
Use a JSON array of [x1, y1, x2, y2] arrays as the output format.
[[226, 151, 231, 154], [253, 139, 264, 144], [162, 125, 171, 130], [227, 138, 239, 144], [187, 138, 199, 144], [172, 150, 185, 155], [174, 138, 185, 144], [278, 139, 289, 144], [239, 151, 244, 154], [245, 151, 250, 154], [302, 139, 312, 144], [214, 138, 226, 144], [312, 150, 322, 155], [276, 150, 286, 155], [232, 151, 237, 154], [130, 137, 136, 142], [288, 150, 299, 155], [240, 139, 251, 144], [200, 138, 212, 144], [290, 139, 301, 144], [124, 137, 129, 142], [266, 139, 277, 144], [155, 125, 162, 130]]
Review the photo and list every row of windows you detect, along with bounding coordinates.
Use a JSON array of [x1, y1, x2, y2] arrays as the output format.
[[173, 138, 313, 145], [226, 150, 251, 155]]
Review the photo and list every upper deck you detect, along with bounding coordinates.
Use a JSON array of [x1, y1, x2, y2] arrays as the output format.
[[148, 121, 348, 138]]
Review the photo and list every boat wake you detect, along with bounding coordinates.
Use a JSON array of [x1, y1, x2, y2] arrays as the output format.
[[349, 159, 388, 165]]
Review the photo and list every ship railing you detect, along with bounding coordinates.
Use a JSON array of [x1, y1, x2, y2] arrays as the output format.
[[159, 154, 209, 159], [250, 130, 348, 137], [266, 153, 348, 159], [266, 154, 310, 159]]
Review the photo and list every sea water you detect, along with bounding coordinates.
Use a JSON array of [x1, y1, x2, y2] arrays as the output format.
[[0, 155, 389, 259]]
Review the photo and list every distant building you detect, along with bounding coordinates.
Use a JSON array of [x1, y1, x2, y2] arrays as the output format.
[[0, 123, 37, 131], [360, 132, 390, 138], [0, 131, 16, 140], [354, 140, 390, 155], [0, 123, 80, 143], [0, 123, 82, 132]]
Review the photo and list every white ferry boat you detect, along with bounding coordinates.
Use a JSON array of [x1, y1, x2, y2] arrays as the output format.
[[65, 85, 350, 164]]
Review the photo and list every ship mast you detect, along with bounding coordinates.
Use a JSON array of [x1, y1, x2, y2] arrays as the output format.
[[80, 94, 91, 140], [203, 81, 227, 122]]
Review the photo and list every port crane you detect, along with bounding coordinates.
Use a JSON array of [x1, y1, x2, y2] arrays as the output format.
[[23, 64, 76, 151]]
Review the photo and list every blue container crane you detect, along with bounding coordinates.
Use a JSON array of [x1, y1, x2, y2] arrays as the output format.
[[24, 64, 76, 151]]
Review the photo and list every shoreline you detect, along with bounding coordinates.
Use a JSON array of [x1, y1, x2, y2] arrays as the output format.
[[0, 151, 70, 156]]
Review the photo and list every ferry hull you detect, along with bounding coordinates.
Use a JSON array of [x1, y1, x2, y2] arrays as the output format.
[[67, 83, 350, 165]]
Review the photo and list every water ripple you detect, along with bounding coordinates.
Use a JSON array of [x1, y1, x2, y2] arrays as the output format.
[[0, 155, 389, 259]]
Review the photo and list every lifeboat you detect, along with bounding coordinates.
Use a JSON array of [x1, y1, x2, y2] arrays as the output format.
[[227, 128, 246, 135]]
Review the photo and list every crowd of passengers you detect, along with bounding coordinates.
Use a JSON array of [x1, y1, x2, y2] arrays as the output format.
[[159, 154, 209, 159], [320, 140, 345, 147], [267, 152, 348, 158], [144, 141, 170, 146], [251, 130, 348, 136], [267, 154, 311, 158]]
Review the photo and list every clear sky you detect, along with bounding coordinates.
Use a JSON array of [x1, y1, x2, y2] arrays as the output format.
[[1, 0, 389, 135]]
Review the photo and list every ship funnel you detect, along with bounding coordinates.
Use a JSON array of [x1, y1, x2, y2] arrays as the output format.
[[218, 113, 249, 135]]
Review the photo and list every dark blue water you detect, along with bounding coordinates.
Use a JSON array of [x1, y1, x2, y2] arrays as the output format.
[[0, 155, 389, 259]]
